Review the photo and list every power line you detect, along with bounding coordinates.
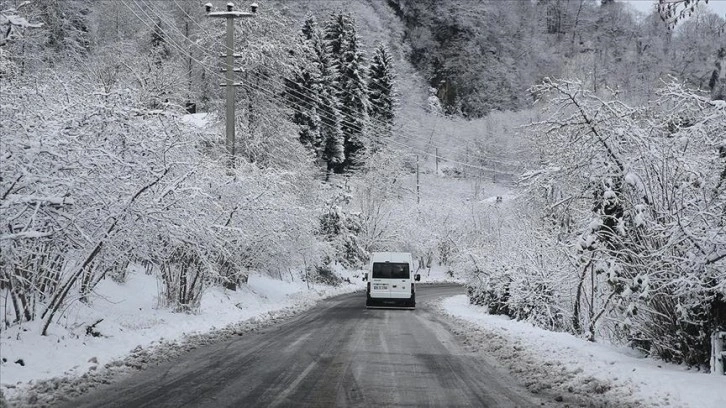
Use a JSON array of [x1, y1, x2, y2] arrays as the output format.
[[163, 0, 519, 168], [125, 0, 494, 172], [122, 0, 518, 175]]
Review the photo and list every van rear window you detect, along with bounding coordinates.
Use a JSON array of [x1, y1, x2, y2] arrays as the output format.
[[372, 263, 410, 279]]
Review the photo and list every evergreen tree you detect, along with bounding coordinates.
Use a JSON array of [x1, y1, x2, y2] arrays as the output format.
[[301, 14, 317, 41], [36, 0, 92, 57], [285, 43, 322, 153], [710, 47, 726, 101], [286, 15, 346, 179], [309, 18, 345, 178], [367, 44, 397, 147], [285, 17, 323, 154], [324, 13, 352, 60], [325, 12, 369, 173], [149, 18, 171, 61]]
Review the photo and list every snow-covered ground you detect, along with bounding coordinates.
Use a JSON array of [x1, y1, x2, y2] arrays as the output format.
[[441, 295, 726, 408], [0, 268, 363, 404], [0, 264, 459, 406]]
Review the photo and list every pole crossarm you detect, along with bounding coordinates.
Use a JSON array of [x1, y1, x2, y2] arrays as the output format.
[[207, 11, 254, 18]]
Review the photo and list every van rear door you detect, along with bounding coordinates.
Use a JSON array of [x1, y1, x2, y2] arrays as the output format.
[[371, 262, 410, 298], [371, 262, 391, 298], [388, 263, 410, 298]]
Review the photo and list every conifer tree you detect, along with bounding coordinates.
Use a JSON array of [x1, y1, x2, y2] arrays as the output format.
[[36, 0, 91, 56], [312, 33, 345, 177], [293, 16, 344, 178], [301, 14, 317, 41], [367, 44, 397, 147], [324, 13, 351, 61], [285, 18, 323, 154], [325, 12, 369, 173], [285, 48, 322, 152]]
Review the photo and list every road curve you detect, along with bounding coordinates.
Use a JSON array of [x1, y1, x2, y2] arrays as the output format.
[[60, 284, 544, 407]]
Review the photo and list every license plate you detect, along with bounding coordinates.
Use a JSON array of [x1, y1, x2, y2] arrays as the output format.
[[373, 284, 388, 290]]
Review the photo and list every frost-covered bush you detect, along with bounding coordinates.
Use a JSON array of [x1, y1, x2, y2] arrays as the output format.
[[319, 189, 367, 268], [519, 78, 726, 367], [1, 64, 325, 333], [462, 197, 569, 331], [507, 272, 564, 330], [460, 79, 724, 366], [467, 267, 512, 316], [0, 70, 200, 333]]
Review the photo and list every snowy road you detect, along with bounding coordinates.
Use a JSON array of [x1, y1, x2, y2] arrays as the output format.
[[59, 284, 545, 407]]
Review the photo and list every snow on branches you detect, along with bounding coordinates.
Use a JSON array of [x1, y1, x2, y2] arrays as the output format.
[[1, 69, 320, 334], [474, 77, 726, 368]]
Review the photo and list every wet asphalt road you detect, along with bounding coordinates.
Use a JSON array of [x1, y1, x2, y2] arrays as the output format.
[[60, 284, 543, 407]]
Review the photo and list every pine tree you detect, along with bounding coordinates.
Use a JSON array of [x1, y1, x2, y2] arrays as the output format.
[[285, 49, 322, 152], [367, 44, 397, 148], [307, 18, 345, 178], [324, 13, 351, 60], [301, 14, 317, 41], [285, 20, 323, 154], [149, 18, 171, 61], [710, 47, 726, 101], [325, 13, 369, 173]]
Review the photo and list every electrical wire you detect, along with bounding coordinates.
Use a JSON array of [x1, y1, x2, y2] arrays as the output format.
[[121, 0, 519, 174], [144, 0, 521, 169], [166, 0, 521, 167]]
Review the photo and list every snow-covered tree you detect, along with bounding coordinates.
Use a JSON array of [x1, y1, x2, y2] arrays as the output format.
[[285, 38, 323, 153], [367, 43, 397, 147], [519, 78, 726, 366], [306, 20, 345, 178], [318, 189, 366, 268], [658, 0, 707, 29], [325, 12, 369, 173], [36, 0, 92, 57]]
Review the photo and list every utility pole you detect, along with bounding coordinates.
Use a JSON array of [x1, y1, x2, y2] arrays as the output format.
[[416, 155, 420, 204], [205, 2, 258, 160], [465, 144, 469, 178]]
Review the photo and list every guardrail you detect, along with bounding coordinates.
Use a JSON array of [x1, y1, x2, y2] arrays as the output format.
[[712, 331, 726, 375]]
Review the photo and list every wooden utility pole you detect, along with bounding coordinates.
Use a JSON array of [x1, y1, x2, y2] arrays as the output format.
[[205, 2, 257, 159]]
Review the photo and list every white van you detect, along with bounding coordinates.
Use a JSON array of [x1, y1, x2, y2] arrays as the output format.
[[363, 252, 421, 308]]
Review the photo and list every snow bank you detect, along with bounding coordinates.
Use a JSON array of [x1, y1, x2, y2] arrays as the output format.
[[417, 264, 466, 284], [180, 112, 214, 128], [0, 270, 362, 405], [441, 295, 726, 408]]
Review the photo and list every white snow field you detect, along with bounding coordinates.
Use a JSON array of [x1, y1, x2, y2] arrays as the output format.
[[442, 295, 726, 408]]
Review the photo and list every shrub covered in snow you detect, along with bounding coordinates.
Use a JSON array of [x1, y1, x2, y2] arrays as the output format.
[[0, 68, 328, 333], [465, 78, 726, 368]]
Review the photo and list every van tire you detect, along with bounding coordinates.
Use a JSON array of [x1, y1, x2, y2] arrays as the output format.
[[405, 297, 415, 308]]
